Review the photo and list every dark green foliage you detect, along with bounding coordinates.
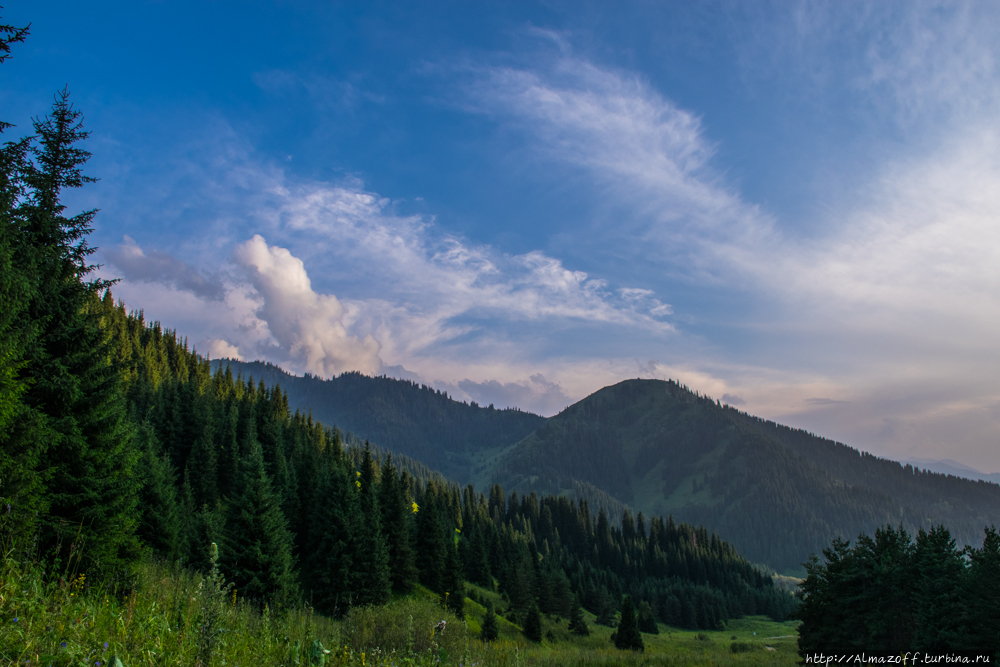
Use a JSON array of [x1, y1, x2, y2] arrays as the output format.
[[966, 527, 1000, 656], [214, 360, 544, 482], [378, 455, 418, 593], [798, 524, 1000, 657], [6, 88, 140, 572], [522, 602, 542, 642], [134, 421, 182, 560], [442, 537, 465, 619], [568, 595, 589, 636], [490, 378, 1000, 573], [481, 599, 499, 641], [637, 600, 658, 634], [306, 454, 358, 616], [354, 444, 390, 606], [222, 439, 296, 606], [613, 595, 644, 652], [414, 488, 449, 593]]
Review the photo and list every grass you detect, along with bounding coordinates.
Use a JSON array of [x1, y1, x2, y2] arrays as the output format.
[[1, 554, 800, 667]]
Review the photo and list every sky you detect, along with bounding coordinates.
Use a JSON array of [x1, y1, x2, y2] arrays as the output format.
[[4, 1, 1000, 472]]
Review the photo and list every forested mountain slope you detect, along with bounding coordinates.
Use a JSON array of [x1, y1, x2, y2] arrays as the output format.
[[102, 307, 795, 627], [211, 359, 544, 482], [486, 379, 1000, 573]]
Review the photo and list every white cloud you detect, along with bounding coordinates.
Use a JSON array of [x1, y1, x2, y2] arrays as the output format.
[[457, 374, 571, 415], [458, 31, 1000, 467], [232, 234, 383, 378], [205, 338, 243, 360]]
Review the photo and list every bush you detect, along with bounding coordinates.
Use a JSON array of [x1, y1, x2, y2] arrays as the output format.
[[731, 641, 759, 653]]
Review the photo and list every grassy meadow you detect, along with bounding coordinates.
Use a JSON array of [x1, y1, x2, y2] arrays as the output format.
[[1, 552, 800, 667]]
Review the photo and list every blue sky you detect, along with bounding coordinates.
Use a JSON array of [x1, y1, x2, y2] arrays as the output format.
[[5, 1, 1000, 472]]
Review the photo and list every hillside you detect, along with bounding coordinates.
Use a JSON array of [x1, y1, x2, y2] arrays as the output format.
[[485, 379, 1000, 573], [211, 359, 545, 482]]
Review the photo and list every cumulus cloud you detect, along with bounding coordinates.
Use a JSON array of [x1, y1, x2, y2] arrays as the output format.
[[205, 338, 243, 360], [104, 236, 226, 300], [232, 234, 383, 378]]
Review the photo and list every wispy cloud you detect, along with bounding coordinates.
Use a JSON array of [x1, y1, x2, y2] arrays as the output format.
[[104, 235, 226, 300]]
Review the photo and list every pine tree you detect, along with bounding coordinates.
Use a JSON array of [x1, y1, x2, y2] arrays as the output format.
[[134, 421, 182, 560], [481, 598, 500, 642], [966, 527, 1000, 656], [568, 595, 590, 636], [415, 486, 448, 592], [522, 601, 543, 643], [306, 453, 359, 616], [442, 534, 465, 618], [637, 600, 659, 634], [222, 438, 296, 606], [378, 455, 418, 593], [353, 444, 390, 606], [912, 526, 965, 652], [614, 595, 644, 652], [19, 90, 140, 571]]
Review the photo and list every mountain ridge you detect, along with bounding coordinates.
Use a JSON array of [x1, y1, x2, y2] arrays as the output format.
[[209, 360, 1000, 574]]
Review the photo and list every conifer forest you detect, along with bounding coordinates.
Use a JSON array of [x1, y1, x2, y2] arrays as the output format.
[[1, 10, 999, 665]]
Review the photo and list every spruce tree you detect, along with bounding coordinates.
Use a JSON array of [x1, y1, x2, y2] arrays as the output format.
[[415, 486, 448, 592], [19, 90, 140, 571], [913, 526, 965, 652], [378, 455, 418, 593], [134, 421, 182, 560], [442, 534, 465, 618], [568, 595, 590, 636], [637, 600, 659, 634], [353, 445, 390, 606], [222, 438, 296, 606], [306, 453, 359, 616], [522, 601, 543, 643], [966, 527, 1000, 656], [481, 598, 500, 642], [614, 595, 644, 652]]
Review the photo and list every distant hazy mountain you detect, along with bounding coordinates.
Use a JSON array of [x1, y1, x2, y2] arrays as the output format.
[[901, 457, 1000, 484], [481, 379, 1000, 573]]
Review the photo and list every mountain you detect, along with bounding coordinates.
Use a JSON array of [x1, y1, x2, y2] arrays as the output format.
[[209, 362, 1000, 574], [901, 457, 1000, 484], [483, 379, 1000, 573], [211, 359, 545, 482]]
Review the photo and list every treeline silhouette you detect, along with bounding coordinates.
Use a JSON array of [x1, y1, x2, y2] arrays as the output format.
[[798, 524, 1000, 657]]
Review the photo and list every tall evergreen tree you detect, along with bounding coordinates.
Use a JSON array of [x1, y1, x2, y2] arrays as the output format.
[[614, 595, 644, 652], [378, 455, 418, 593], [568, 594, 590, 636], [134, 420, 182, 560], [222, 438, 296, 606], [481, 598, 500, 642], [18, 90, 140, 571], [353, 444, 390, 606], [306, 452, 359, 616], [414, 485, 448, 592], [913, 526, 965, 652], [522, 601, 543, 643], [966, 527, 1000, 657]]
